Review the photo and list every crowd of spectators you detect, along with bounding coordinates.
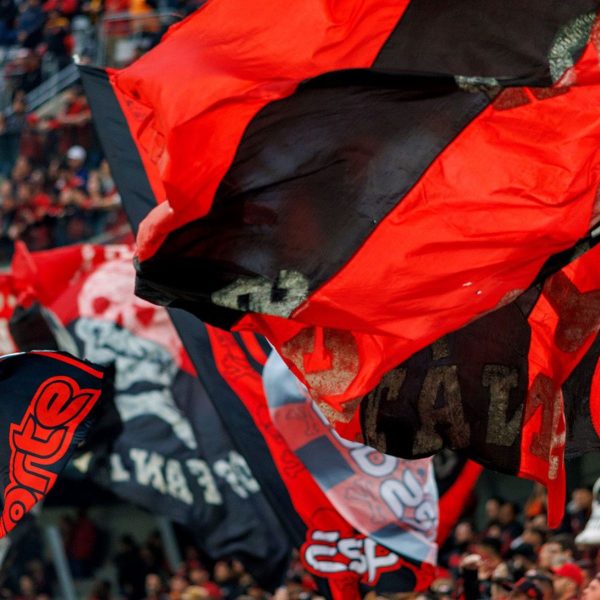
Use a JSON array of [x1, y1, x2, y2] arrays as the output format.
[[424, 485, 600, 600], [0, 507, 325, 600], [0, 83, 126, 262], [3, 486, 600, 599]]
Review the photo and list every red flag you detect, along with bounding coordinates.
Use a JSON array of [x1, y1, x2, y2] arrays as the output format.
[[80, 0, 600, 526]]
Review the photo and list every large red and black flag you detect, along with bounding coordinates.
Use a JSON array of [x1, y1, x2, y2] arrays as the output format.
[[8, 243, 292, 589], [81, 0, 600, 526]]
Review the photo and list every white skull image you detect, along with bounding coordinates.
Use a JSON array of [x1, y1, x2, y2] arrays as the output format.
[[75, 257, 197, 450], [78, 257, 182, 356]]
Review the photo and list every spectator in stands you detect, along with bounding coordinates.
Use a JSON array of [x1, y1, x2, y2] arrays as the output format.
[[64, 144, 88, 189], [506, 543, 537, 582], [169, 574, 189, 600], [0, 95, 26, 176], [213, 561, 243, 600], [14, 574, 41, 600], [499, 502, 524, 553], [88, 579, 114, 600], [552, 563, 585, 600], [188, 568, 221, 599], [563, 486, 594, 536], [584, 574, 600, 600], [144, 573, 168, 600], [0, 0, 17, 45], [42, 10, 71, 68], [508, 577, 544, 600], [15, 0, 45, 49], [537, 534, 576, 570], [54, 85, 92, 155], [115, 534, 147, 600], [66, 507, 98, 579]]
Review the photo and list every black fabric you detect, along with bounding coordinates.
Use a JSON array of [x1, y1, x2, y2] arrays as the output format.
[[375, 0, 600, 85], [360, 288, 538, 474], [136, 72, 489, 326], [168, 309, 307, 543], [9, 294, 291, 588], [78, 67, 155, 231], [0, 351, 107, 535], [563, 333, 600, 458], [433, 450, 473, 497], [9, 304, 60, 352]]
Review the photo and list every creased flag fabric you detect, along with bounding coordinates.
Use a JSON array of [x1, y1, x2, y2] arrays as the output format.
[[205, 325, 436, 598], [0, 350, 108, 537], [81, 0, 600, 424], [353, 242, 600, 526], [262, 349, 438, 580], [9, 243, 291, 589], [81, 1, 600, 527]]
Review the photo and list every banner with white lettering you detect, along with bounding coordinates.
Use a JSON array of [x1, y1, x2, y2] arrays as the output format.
[[203, 325, 436, 599], [263, 351, 438, 578], [10, 243, 290, 588]]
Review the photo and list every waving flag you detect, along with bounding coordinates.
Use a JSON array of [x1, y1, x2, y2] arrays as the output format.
[[10, 243, 291, 589], [0, 350, 108, 537], [81, 0, 600, 530], [355, 243, 600, 526], [202, 323, 437, 597], [81, 0, 600, 419]]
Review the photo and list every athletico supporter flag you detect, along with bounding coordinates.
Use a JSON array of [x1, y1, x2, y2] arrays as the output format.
[[10, 243, 291, 589], [0, 350, 108, 537], [197, 323, 437, 598], [262, 349, 438, 583], [81, 1, 600, 526]]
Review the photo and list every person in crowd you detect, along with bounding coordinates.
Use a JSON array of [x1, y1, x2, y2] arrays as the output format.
[[88, 579, 114, 600], [508, 577, 543, 600], [499, 502, 524, 554], [213, 561, 242, 600], [114, 535, 147, 600], [144, 573, 169, 600], [506, 543, 537, 582], [552, 563, 585, 600], [169, 574, 189, 600], [66, 508, 98, 579], [562, 487, 594, 537], [14, 0, 45, 48], [584, 574, 600, 600], [537, 534, 576, 570]]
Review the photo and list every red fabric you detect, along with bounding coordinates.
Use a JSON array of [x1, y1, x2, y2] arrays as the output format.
[[109, 0, 410, 261], [110, 3, 600, 426], [519, 243, 600, 526], [236, 34, 600, 421]]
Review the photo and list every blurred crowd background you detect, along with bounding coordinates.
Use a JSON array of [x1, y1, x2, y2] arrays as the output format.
[[0, 0, 210, 263], [3, 476, 600, 599]]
